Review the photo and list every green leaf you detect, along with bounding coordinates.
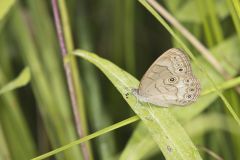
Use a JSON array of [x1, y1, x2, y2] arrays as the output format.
[[0, 67, 31, 95], [0, 0, 15, 21], [73, 50, 202, 160]]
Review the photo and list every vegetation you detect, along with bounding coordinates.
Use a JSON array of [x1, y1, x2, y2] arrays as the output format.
[[0, 0, 240, 160]]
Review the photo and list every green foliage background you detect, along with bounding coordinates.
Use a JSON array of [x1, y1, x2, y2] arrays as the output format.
[[0, 0, 240, 160]]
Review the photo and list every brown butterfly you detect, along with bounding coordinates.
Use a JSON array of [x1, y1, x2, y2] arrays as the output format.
[[134, 48, 201, 107]]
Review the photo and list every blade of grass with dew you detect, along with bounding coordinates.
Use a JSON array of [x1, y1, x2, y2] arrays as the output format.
[[0, 67, 30, 95], [9, 5, 83, 160], [73, 49, 202, 160], [139, 0, 240, 128]]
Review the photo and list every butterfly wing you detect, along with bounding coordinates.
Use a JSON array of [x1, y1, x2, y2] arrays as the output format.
[[137, 48, 200, 107]]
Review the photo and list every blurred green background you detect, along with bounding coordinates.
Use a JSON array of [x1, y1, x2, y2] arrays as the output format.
[[0, 0, 240, 160]]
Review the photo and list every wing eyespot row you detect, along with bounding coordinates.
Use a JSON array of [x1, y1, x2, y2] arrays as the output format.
[[183, 79, 201, 102], [169, 49, 192, 75]]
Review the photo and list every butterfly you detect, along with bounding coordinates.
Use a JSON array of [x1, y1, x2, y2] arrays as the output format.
[[133, 48, 201, 107]]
